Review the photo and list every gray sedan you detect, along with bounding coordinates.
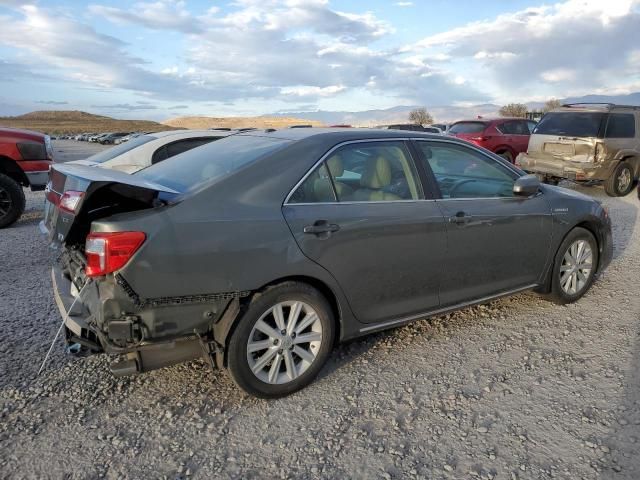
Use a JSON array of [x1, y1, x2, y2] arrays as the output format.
[[44, 128, 612, 398]]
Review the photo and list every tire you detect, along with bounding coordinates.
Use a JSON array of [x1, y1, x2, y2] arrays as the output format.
[[604, 161, 634, 197], [498, 151, 513, 162], [547, 227, 599, 304], [226, 282, 335, 398], [0, 173, 26, 229]]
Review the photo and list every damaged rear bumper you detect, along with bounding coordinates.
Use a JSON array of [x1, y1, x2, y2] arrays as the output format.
[[50, 262, 245, 375], [516, 153, 614, 181]]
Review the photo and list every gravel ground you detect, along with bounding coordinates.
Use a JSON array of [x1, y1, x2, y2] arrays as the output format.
[[1, 141, 639, 479]]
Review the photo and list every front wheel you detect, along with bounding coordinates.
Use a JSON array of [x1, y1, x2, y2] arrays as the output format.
[[498, 151, 513, 162], [548, 227, 599, 304], [226, 282, 335, 398], [604, 161, 634, 197], [0, 173, 26, 229]]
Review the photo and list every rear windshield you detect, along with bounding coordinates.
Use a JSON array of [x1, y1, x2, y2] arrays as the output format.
[[135, 135, 290, 192], [449, 122, 487, 134], [85, 135, 154, 164], [533, 112, 606, 137]]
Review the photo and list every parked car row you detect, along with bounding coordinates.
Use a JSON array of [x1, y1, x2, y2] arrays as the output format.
[[39, 126, 613, 398]]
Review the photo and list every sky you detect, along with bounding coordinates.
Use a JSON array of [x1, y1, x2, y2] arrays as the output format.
[[0, 0, 639, 120]]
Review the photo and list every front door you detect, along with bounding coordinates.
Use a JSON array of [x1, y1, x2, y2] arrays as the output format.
[[283, 140, 447, 324], [413, 140, 553, 306]]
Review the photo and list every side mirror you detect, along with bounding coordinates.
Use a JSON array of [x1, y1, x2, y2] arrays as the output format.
[[513, 174, 541, 196]]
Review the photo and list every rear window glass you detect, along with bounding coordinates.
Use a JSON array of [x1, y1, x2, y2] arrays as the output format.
[[449, 122, 487, 134], [533, 112, 606, 137], [605, 113, 635, 138], [86, 135, 154, 164], [135, 135, 290, 192]]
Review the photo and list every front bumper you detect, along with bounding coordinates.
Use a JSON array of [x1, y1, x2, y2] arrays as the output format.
[[516, 153, 613, 181]]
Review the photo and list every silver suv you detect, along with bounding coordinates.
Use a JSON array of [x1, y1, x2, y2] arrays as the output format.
[[516, 103, 640, 196]]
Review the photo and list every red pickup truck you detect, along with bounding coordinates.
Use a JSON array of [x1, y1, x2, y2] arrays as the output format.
[[0, 127, 54, 228]]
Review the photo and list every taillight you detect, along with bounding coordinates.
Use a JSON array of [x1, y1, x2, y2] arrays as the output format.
[[470, 136, 489, 142], [59, 191, 85, 213], [85, 231, 146, 277], [594, 143, 606, 162]]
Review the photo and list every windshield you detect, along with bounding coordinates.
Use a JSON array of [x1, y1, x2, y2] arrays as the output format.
[[85, 135, 154, 164], [533, 112, 607, 137], [449, 122, 487, 134], [135, 135, 291, 193]]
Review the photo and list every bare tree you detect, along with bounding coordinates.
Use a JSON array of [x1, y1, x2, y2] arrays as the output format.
[[408, 107, 434, 126], [542, 98, 562, 113], [499, 103, 528, 118]]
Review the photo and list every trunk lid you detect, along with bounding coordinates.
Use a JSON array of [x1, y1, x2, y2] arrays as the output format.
[[43, 163, 179, 246]]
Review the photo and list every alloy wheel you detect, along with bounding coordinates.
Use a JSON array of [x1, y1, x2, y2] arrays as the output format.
[[0, 186, 12, 221], [559, 239, 593, 295], [617, 167, 632, 193], [246, 301, 323, 384]]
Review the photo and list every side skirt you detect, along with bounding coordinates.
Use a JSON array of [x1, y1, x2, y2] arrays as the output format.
[[358, 283, 539, 335]]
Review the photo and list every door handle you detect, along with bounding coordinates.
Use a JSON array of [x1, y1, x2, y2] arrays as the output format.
[[304, 221, 340, 235], [449, 211, 472, 224]]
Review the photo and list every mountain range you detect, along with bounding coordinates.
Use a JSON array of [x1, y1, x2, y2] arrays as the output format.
[[267, 92, 640, 126]]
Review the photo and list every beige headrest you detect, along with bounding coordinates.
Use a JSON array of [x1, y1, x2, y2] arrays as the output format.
[[326, 154, 344, 178], [361, 155, 392, 189]]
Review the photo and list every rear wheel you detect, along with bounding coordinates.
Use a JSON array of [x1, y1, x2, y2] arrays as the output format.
[[547, 227, 598, 304], [0, 173, 26, 229], [497, 151, 513, 162], [604, 161, 634, 197], [226, 282, 335, 398]]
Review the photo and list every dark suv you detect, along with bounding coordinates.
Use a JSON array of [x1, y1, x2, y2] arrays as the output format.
[[449, 118, 537, 162], [0, 127, 53, 227]]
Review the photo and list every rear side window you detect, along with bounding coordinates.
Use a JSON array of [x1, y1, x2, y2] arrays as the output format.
[[288, 141, 422, 203], [605, 114, 636, 138], [449, 122, 487, 134], [498, 121, 530, 135], [137, 135, 290, 192], [533, 112, 606, 138]]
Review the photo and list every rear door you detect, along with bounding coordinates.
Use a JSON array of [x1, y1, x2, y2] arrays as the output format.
[[283, 139, 447, 325], [413, 139, 552, 306]]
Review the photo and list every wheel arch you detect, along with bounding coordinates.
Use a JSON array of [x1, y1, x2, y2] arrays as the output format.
[[0, 156, 29, 186], [537, 218, 603, 294], [219, 275, 343, 367]]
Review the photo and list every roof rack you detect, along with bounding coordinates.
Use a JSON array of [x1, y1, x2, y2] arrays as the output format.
[[562, 103, 640, 111]]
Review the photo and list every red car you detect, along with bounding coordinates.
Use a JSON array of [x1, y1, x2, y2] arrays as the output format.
[[448, 118, 537, 163], [0, 127, 54, 228]]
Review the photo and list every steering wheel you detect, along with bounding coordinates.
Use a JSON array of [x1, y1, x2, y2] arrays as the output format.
[[449, 179, 477, 197]]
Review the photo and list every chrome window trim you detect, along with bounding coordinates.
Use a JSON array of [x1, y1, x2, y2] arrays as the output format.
[[283, 137, 420, 205], [283, 136, 527, 206]]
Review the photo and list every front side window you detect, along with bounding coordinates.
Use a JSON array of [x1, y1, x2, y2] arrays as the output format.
[[416, 142, 516, 199], [605, 113, 636, 138], [288, 141, 422, 203]]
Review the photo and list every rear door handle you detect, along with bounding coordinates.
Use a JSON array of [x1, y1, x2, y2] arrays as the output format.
[[304, 221, 340, 235], [449, 211, 473, 224]]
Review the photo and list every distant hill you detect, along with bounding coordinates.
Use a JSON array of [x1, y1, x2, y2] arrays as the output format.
[[561, 92, 640, 106], [0, 110, 175, 135], [163, 115, 324, 129]]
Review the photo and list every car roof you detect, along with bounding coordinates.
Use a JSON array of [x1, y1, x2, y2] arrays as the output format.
[[235, 127, 448, 143], [146, 129, 235, 139]]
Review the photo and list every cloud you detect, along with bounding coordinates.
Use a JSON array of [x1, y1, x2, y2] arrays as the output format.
[[406, 0, 640, 99], [169, 105, 188, 109], [90, 103, 158, 111], [89, 0, 204, 34], [36, 100, 69, 105], [394, 2, 413, 7]]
